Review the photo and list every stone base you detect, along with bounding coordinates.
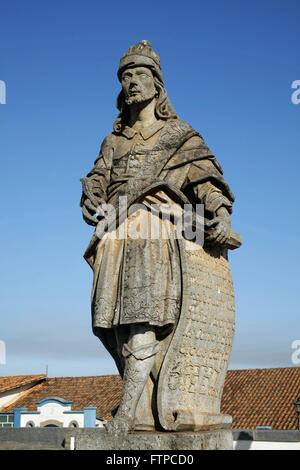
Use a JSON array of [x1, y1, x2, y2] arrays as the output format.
[[65, 428, 233, 450], [161, 412, 232, 432]]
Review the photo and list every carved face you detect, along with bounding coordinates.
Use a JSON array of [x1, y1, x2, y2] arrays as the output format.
[[121, 66, 156, 106]]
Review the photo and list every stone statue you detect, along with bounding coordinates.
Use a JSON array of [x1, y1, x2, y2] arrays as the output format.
[[80, 40, 241, 435]]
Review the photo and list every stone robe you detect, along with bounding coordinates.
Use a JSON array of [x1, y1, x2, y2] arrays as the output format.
[[82, 118, 234, 375]]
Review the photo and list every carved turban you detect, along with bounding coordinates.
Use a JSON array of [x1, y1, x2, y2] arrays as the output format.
[[118, 40, 164, 85]]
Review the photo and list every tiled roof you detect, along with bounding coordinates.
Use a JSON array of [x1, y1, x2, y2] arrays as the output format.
[[2, 375, 122, 421], [0, 374, 46, 394], [221, 367, 300, 430], [2, 367, 300, 429]]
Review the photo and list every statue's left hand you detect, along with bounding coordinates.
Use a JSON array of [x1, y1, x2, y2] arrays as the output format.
[[205, 208, 231, 245]]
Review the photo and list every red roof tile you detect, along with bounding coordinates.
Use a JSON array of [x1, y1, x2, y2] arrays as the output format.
[[0, 375, 46, 394], [221, 367, 300, 430], [2, 375, 122, 421]]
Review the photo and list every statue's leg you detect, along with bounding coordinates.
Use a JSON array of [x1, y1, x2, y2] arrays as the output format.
[[106, 323, 159, 433], [134, 326, 175, 430], [134, 376, 155, 431]]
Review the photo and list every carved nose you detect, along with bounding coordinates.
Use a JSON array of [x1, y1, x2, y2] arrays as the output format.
[[129, 79, 138, 87]]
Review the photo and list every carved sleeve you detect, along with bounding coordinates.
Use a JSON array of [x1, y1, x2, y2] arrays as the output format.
[[186, 159, 233, 216], [80, 134, 113, 207]]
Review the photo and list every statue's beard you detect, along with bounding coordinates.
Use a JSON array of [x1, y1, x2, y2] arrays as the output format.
[[125, 89, 156, 106]]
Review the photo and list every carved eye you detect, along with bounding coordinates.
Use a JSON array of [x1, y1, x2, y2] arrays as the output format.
[[136, 71, 149, 78], [122, 74, 131, 81]]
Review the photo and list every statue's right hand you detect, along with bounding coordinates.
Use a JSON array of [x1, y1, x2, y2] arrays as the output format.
[[81, 196, 100, 226], [80, 176, 104, 226]]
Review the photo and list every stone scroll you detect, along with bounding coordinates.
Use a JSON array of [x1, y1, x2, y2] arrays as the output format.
[[157, 240, 236, 431]]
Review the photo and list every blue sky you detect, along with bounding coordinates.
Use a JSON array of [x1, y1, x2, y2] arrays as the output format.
[[0, 0, 299, 377]]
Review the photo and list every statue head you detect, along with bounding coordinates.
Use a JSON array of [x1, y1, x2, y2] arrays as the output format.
[[113, 40, 177, 133]]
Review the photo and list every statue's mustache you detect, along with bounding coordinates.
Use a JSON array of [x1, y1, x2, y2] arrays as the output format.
[[128, 88, 141, 95]]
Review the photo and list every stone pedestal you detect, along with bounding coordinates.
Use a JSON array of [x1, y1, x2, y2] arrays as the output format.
[[65, 428, 233, 450]]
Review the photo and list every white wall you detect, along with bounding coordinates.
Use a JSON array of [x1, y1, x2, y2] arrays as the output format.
[[19, 401, 105, 428], [20, 402, 84, 428], [234, 440, 300, 450], [0, 384, 37, 410]]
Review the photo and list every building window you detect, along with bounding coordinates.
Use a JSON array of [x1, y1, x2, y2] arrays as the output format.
[[26, 421, 35, 427], [40, 419, 63, 427], [68, 421, 79, 428]]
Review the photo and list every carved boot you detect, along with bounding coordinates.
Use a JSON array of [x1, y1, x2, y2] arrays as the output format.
[[105, 340, 159, 434], [134, 376, 155, 431]]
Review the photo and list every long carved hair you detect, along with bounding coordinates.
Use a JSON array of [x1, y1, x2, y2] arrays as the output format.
[[113, 75, 177, 133]]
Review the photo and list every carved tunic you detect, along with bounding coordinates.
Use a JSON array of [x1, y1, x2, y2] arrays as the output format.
[[83, 119, 234, 331]]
